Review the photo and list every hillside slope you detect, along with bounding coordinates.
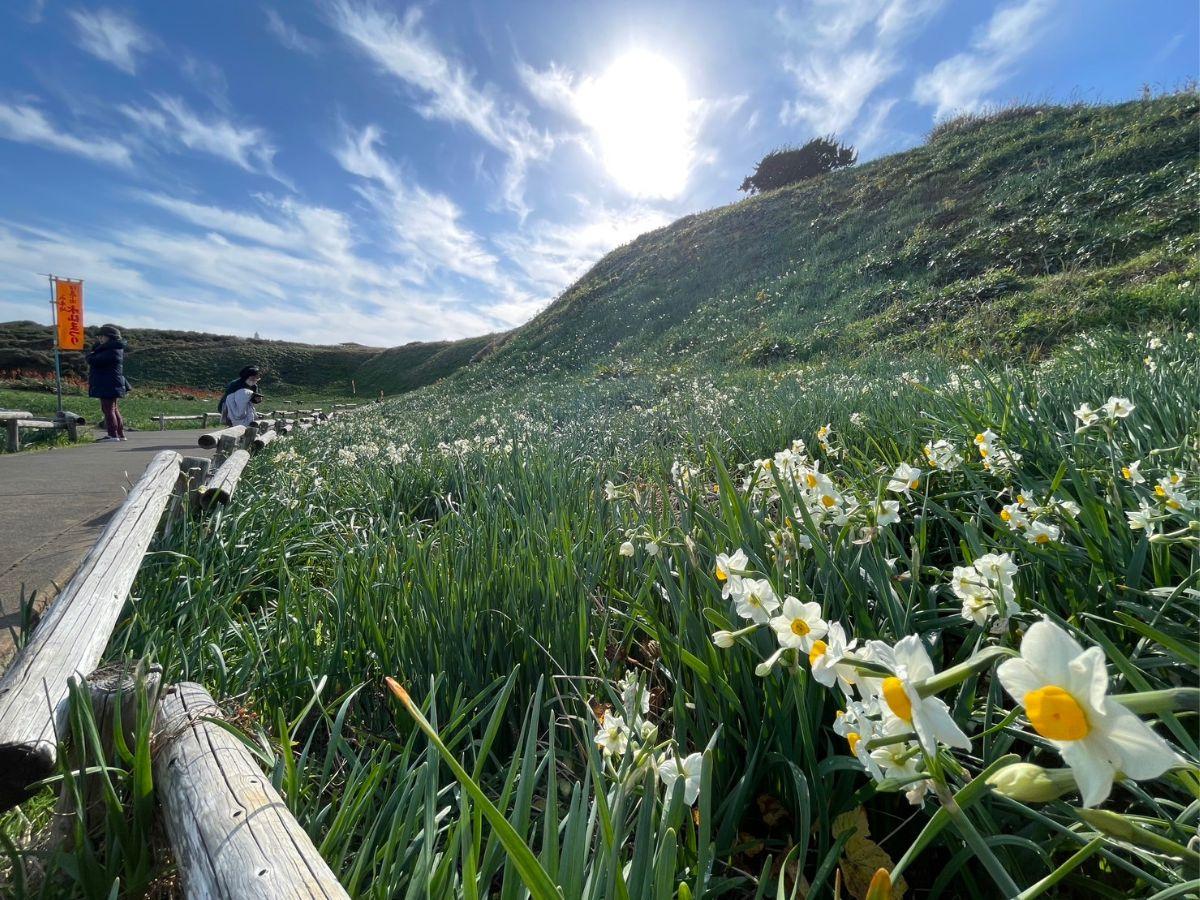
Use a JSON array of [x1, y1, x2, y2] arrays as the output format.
[[480, 93, 1197, 380], [0, 321, 492, 395]]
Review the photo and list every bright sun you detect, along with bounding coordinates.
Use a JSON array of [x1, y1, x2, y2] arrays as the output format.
[[577, 50, 692, 199]]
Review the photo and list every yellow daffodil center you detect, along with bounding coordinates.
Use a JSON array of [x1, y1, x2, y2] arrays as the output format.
[[847, 732, 860, 756], [1155, 485, 1166, 497], [882, 677, 913, 723], [1121, 467, 1132, 479], [909, 478, 920, 489], [1035, 532, 1051, 544], [790, 618, 811, 637], [715, 566, 727, 582], [821, 494, 836, 508], [1024, 686, 1090, 740], [806, 473, 818, 488], [1000, 509, 1011, 521], [808, 640, 828, 666]]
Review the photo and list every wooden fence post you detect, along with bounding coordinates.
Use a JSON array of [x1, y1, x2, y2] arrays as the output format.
[[0, 451, 181, 810], [6, 419, 19, 453], [154, 683, 349, 899]]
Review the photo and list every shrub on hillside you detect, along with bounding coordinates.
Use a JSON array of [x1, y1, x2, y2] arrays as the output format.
[[739, 136, 857, 194]]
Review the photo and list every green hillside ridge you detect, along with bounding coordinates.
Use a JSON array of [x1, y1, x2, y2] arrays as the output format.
[[476, 93, 1197, 382], [0, 320, 496, 396]]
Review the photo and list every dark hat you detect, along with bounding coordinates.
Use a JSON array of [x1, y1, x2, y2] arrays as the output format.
[[98, 323, 122, 338], [240, 365, 262, 379]]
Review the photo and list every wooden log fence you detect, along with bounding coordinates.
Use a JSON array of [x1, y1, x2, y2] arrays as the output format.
[[3, 410, 82, 452], [155, 412, 219, 430], [0, 401, 359, 895], [155, 683, 349, 899]]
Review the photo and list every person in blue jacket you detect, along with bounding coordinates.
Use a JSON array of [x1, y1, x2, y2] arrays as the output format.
[[87, 324, 129, 441]]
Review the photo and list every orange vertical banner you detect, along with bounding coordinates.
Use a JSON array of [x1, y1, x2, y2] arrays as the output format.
[[55, 280, 84, 350]]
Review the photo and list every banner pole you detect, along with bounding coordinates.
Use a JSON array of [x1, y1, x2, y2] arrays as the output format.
[[49, 275, 64, 416]]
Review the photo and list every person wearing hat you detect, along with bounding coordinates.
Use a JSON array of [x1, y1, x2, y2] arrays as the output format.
[[219, 365, 263, 427], [87, 324, 130, 442]]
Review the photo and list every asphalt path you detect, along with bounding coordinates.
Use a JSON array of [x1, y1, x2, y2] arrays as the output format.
[[0, 429, 211, 664]]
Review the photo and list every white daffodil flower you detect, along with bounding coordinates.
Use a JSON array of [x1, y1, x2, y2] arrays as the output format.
[[1024, 520, 1061, 545], [734, 578, 781, 624], [923, 438, 962, 471], [1121, 459, 1145, 484], [594, 712, 630, 757], [996, 618, 1181, 807], [714, 549, 750, 599], [1074, 403, 1100, 428], [835, 702, 883, 779], [657, 751, 703, 805], [887, 463, 923, 495], [808, 621, 858, 694], [1101, 396, 1135, 419], [873, 499, 901, 526], [617, 671, 650, 716], [645, 541, 661, 556], [619, 541, 636, 557], [769, 596, 828, 651], [870, 636, 972, 755], [1126, 501, 1158, 534]]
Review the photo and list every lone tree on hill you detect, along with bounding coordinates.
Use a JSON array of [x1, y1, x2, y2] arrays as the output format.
[[739, 136, 857, 194]]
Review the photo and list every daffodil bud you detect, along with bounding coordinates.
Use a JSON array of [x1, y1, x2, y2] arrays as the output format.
[[711, 630, 736, 649], [865, 868, 891, 900], [986, 762, 1076, 803], [619, 541, 635, 557]]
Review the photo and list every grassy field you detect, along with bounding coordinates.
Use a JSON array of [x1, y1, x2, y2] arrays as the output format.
[[5, 330, 1194, 898]]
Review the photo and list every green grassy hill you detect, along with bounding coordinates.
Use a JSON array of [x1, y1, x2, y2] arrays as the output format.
[[0, 320, 493, 396], [480, 93, 1197, 381]]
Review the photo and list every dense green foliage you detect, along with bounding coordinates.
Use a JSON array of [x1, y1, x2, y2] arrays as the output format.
[[739, 136, 858, 194]]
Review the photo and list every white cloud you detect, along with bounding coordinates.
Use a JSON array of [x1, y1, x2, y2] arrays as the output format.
[[120, 95, 279, 175], [335, 124, 504, 287], [329, 1, 552, 216], [0, 214, 500, 345], [777, 0, 944, 140], [265, 9, 321, 56], [0, 101, 132, 167], [69, 7, 153, 74], [914, 0, 1056, 119], [497, 198, 670, 294]]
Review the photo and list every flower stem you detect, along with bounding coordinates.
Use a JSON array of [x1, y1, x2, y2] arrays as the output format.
[[1113, 687, 1200, 716], [933, 781, 1022, 897]]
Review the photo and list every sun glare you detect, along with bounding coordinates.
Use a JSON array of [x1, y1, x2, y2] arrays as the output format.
[[578, 50, 692, 199]]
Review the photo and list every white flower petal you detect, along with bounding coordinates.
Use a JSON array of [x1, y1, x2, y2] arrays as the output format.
[[996, 658, 1043, 703], [892, 635, 934, 681], [1099, 700, 1182, 780], [1067, 646, 1109, 714], [1020, 619, 1084, 687], [1060, 740, 1115, 808]]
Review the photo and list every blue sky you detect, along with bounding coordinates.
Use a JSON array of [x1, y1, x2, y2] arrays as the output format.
[[0, 1, 1195, 345]]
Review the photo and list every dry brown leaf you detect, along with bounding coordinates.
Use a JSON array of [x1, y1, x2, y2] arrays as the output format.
[[832, 807, 907, 900]]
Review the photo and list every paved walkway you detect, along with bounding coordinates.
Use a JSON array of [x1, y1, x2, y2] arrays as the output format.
[[0, 429, 211, 663]]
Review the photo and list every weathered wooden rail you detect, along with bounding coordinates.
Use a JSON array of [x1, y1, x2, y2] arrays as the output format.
[[155, 683, 349, 898], [0, 402, 360, 895], [155, 412, 219, 430], [3, 410, 83, 452]]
